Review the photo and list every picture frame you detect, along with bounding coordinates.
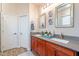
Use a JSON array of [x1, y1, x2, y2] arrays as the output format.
[[39, 14, 46, 29], [48, 11, 53, 17], [48, 17, 53, 25], [48, 11, 53, 25], [31, 21, 35, 31]]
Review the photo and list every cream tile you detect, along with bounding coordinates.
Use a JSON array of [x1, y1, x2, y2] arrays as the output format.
[[18, 50, 35, 56]]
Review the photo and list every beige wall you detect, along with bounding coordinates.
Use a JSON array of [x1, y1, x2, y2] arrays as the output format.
[[38, 3, 79, 37], [0, 3, 1, 51], [0, 4, 1, 12], [29, 4, 40, 32], [2, 3, 29, 16]]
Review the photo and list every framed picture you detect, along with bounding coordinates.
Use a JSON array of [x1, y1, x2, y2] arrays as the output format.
[[31, 21, 34, 31], [48, 11, 53, 17], [48, 11, 53, 25], [39, 14, 46, 29], [48, 17, 53, 25]]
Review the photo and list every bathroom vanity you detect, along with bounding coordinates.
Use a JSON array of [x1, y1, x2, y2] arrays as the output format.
[[31, 35, 79, 56]]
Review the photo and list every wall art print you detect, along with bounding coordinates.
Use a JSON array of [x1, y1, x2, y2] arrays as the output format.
[[31, 21, 35, 31], [39, 14, 46, 29], [48, 11, 53, 25]]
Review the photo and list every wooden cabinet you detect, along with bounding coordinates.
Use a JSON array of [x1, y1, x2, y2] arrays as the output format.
[[31, 36, 46, 56], [56, 51, 68, 56], [55, 44, 76, 56], [31, 36, 38, 52], [36, 38, 46, 56], [31, 36, 77, 56], [45, 42, 56, 56]]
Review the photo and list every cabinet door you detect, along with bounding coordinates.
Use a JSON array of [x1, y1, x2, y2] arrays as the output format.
[[37, 39, 46, 56], [31, 36, 37, 51], [31, 37, 35, 50], [31, 38, 34, 50], [46, 42, 55, 56], [55, 45, 76, 56]]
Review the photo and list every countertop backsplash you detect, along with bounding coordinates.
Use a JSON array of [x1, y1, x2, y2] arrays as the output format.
[[31, 32, 79, 41]]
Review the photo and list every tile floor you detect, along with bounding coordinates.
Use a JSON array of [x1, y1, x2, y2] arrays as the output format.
[[18, 50, 35, 56], [0, 48, 35, 56], [0, 48, 27, 56]]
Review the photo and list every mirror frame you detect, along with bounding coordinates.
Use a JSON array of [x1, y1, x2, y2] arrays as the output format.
[[55, 3, 74, 28]]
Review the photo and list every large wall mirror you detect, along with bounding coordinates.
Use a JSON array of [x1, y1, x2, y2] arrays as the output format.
[[55, 3, 74, 28]]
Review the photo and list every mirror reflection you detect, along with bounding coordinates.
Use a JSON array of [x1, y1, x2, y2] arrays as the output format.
[[56, 4, 74, 28]]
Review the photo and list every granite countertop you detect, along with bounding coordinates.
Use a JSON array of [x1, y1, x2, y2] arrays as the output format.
[[32, 35, 79, 52]]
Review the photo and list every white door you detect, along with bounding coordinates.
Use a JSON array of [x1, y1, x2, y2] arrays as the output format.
[[2, 14, 19, 51], [18, 15, 30, 50]]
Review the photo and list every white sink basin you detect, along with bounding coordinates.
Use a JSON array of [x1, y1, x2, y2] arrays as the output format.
[[50, 38, 69, 44]]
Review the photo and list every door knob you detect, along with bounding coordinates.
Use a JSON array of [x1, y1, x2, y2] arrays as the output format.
[[13, 33, 17, 35]]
